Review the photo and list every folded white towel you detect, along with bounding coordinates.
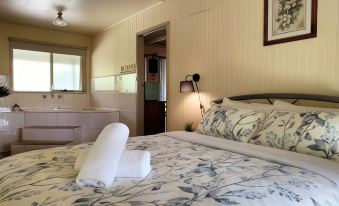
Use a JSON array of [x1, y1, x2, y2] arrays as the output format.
[[75, 150, 152, 178], [74, 150, 89, 172], [76, 123, 129, 188]]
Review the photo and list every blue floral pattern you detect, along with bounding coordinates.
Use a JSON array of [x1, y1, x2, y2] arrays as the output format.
[[251, 111, 339, 163], [196, 105, 266, 142], [0, 134, 338, 206]]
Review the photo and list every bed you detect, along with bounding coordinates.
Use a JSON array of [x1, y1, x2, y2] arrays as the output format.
[[1, 94, 339, 206]]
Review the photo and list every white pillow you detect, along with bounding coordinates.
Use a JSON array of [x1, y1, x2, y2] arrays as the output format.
[[222, 97, 273, 111], [273, 100, 339, 113]]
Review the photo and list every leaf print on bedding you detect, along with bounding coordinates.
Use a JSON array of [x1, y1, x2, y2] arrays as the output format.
[[130, 201, 145, 206], [151, 185, 161, 191], [184, 178, 192, 184], [196, 105, 266, 142], [73, 198, 91, 204], [207, 170, 217, 177], [205, 188, 220, 198], [179, 185, 203, 194], [213, 198, 239, 205], [0, 134, 338, 206], [167, 197, 191, 205], [250, 110, 339, 163]]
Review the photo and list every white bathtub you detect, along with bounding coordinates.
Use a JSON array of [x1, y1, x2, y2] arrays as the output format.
[[0, 108, 120, 152], [22, 107, 117, 113]]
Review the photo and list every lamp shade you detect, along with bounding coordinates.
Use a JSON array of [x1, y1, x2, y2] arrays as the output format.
[[180, 81, 195, 93]]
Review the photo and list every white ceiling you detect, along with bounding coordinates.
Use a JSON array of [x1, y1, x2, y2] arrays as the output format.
[[0, 0, 162, 35]]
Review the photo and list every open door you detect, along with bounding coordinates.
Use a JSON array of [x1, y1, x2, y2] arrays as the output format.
[[136, 24, 168, 136], [136, 35, 145, 136]]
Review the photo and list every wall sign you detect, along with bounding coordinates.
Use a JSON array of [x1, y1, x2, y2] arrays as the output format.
[[120, 64, 136, 74]]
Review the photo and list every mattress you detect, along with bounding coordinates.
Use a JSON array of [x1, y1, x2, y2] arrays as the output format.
[[0, 132, 338, 206]]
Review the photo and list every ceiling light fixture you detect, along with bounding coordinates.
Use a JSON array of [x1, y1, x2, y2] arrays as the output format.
[[53, 12, 67, 27]]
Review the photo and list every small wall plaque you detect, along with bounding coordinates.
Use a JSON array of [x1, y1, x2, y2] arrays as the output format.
[[120, 64, 136, 74]]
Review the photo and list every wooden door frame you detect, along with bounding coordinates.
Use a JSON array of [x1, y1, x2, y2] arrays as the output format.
[[136, 22, 169, 136]]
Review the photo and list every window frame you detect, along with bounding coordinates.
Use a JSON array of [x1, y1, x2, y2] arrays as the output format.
[[9, 38, 87, 93]]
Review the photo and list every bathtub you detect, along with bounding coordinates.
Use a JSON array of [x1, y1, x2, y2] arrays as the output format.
[[0, 108, 120, 152], [22, 107, 117, 113]]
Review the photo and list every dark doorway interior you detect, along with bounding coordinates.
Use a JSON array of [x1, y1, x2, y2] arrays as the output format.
[[143, 28, 167, 135]]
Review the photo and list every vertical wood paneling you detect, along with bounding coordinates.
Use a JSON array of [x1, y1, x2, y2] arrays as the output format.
[[91, 0, 339, 134], [336, 1, 339, 90]]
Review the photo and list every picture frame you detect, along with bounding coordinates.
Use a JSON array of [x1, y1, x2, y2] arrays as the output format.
[[264, 0, 318, 46]]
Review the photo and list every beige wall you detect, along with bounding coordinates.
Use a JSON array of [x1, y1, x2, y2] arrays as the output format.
[[0, 21, 91, 108], [91, 0, 339, 135]]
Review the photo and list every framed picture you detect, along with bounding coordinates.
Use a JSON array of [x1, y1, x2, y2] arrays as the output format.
[[264, 0, 318, 46]]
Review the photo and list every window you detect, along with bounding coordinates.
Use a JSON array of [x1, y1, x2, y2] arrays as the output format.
[[13, 50, 51, 92], [53, 54, 81, 91], [10, 38, 87, 92]]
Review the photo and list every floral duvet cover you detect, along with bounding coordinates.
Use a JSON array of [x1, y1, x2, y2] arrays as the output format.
[[0, 132, 338, 206]]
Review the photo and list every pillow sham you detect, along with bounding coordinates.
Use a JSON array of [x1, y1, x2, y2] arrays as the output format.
[[273, 100, 339, 113], [196, 105, 266, 142], [221, 97, 273, 111], [251, 110, 339, 163]]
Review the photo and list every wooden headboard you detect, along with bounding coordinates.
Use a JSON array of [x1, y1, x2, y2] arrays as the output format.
[[212, 93, 339, 105]]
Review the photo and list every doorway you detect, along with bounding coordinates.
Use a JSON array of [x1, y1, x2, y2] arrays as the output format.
[[136, 24, 168, 136]]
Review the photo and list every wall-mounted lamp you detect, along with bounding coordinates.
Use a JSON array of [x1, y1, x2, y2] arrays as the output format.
[[180, 73, 204, 117]]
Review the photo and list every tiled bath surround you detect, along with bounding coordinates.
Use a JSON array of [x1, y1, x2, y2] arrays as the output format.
[[0, 112, 23, 152], [0, 93, 90, 109], [0, 110, 119, 153]]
